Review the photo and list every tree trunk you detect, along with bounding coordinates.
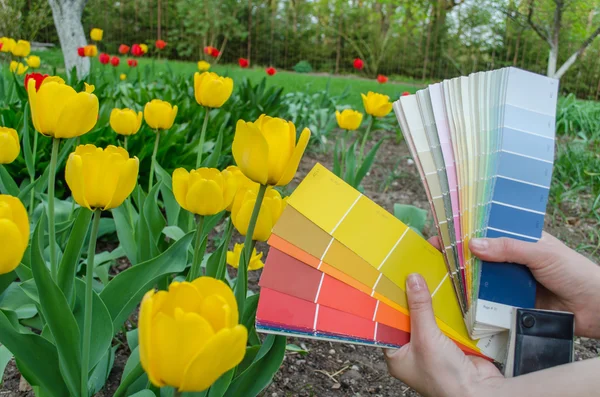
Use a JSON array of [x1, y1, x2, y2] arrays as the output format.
[[247, 0, 252, 61], [47, 0, 90, 79], [157, 0, 162, 40], [547, 0, 562, 77], [335, 10, 342, 74]]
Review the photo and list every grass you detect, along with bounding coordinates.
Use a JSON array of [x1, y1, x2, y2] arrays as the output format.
[[30, 48, 418, 109]]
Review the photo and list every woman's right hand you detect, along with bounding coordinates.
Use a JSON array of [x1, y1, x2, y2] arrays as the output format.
[[469, 232, 600, 338]]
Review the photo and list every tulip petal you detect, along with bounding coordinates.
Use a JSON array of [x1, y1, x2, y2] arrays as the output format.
[[104, 157, 139, 210], [172, 168, 191, 211], [159, 281, 203, 317], [232, 120, 269, 185], [179, 325, 247, 392], [55, 92, 99, 138], [275, 127, 311, 186], [199, 294, 232, 331], [0, 195, 29, 253], [260, 117, 294, 184], [234, 199, 274, 242], [65, 154, 91, 210], [185, 179, 224, 216], [191, 277, 239, 326], [35, 82, 77, 136], [0, 219, 24, 274], [139, 290, 166, 388]]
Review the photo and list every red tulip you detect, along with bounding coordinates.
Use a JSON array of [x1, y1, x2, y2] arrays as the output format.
[[156, 40, 166, 50], [266, 67, 276, 76], [210, 48, 220, 57], [77, 47, 86, 57], [353, 58, 364, 70], [377, 74, 388, 84], [99, 53, 110, 65], [118, 44, 130, 55], [0, 43, 3, 51], [402, 91, 410, 96], [203, 46, 213, 55], [238, 58, 249, 68], [131, 44, 143, 57], [110, 56, 120, 67], [24, 73, 48, 91], [127, 59, 138, 67]]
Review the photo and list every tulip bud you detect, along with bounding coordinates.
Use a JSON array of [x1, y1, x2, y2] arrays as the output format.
[[120, 74, 127, 81], [140, 44, 149, 54], [139, 277, 247, 392], [197, 61, 210, 72], [25, 55, 40, 69], [110, 56, 120, 67], [155, 39, 166, 50], [266, 67, 276, 76], [99, 53, 110, 65], [0, 127, 20, 164], [28, 78, 99, 139], [361, 91, 393, 118], [0, 38, 16, 53], [335, 109, 363, 131], [0, 195, 29, 274], [227, 243, 264, 270], [143, 100, 177, 130], [84, 45, 98, 57], [222, 165, 256, 211], [230, 185, 286, 242], [172, 168, 237, 216], [90, 28, 104, 42], [110, 108, 143, 136], [238, 58, 249, 68], [9, 61, 28, 75], [11, 40, 31, 57], [232, 114, 310, 186], [193, 72, 234, 109], [118, 44, 130, 55], [376, 74, 388, 84], [77, 47, 86, 57], [65, 145, 139, 211], [353, 58, 364, 70]]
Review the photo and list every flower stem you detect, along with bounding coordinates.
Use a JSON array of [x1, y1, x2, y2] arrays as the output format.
[[148, 129, 160, 192], [358, 117, 373, 164], [215, 217, 234, 281], [48, 137, 60, 280], [81, 208, 102, 397], [28, 129, 38, 216], [235, 184, 267, 321], [340, 129, 348, 178], [123, 136, 128, 151], [195, 107, 210, 168], [188, 215, 206, 281]]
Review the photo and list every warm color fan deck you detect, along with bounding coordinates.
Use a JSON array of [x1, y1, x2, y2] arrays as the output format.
[[255, 164, 507, 362], [393, 67, 558, 337]]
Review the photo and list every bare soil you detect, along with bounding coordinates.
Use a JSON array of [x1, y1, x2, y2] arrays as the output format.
[[2, 130, 599, 396]]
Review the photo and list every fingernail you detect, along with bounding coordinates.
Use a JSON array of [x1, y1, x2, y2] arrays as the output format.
[[407, 273, 423, 291], [470, 238, 489, 251], [384, 348, 399, 357]]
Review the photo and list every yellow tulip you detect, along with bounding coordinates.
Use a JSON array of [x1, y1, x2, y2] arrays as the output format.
[[9, 61, 28, 75], [231, 185, 286, 241], [0, 38, 15, 53], [222, 165, 256, 211], [0, 128, 20, 164], [139, 277, 247, 392], [144, 100, 178, 130], [11, 40, 30, 57], [232, 115, 310, 186], [193, 72, 233, 108], [140, 44, 149, 54], [90, 28, 104, 41], [25, 55, 40, 69], [335, 109, 363, 131], [361, 91, 392, 118], [0, 195, 29, 274], [172, 168, 236, 216], [27, 79, 99, 139], [110, 108, 143, 136], [120, 73, 127, 81], [197, 61, 210, 72], [226, 243, 264, 270], [84, 44, 98, 57], [65, 145, 139, 211]]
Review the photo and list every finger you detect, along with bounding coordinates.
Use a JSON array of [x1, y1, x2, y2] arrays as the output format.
[[468, 236, 560, 270], [427, 236, 442, 251], [406, 274, 441, 345]]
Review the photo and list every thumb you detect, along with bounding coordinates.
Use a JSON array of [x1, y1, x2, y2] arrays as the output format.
[[406, 273, 441, 345]]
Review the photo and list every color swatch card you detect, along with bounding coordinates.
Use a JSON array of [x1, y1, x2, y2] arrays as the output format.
[[393, 67, 558, 338], [255, 163, 507, 362]]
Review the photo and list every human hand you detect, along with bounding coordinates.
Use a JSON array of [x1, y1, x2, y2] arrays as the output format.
[[384, 273, 503, 397], [466, 232, 600, 339]]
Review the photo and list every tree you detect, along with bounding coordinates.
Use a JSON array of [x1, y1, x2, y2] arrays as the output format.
[[47, 0, 90, 78], [523, 0, 600, 79]]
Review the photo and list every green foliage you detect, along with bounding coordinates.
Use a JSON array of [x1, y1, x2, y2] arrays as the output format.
[[393, 204, 429, 237], [293, 60, 313, 74]]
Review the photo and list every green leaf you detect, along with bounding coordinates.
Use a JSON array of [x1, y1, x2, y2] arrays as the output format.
[[0, 165, 19, 196], [202, 129, 223, 168], [21, 107, 34, 178], [127, 328, 139, 350], [354, 139, 384, 188], [0, 282, 37, 319], [224, 335, 286, 397], [207, 369, 234, 397], [17, 178, 38, 203], [112, 205, 138, 265], [100, 232, 193, 331], [393, 203, 429, 235], [155, 163, 181, 227], [242, 293, 259, 332], [235, 345, 260, 376], [88, 346, 116, 395], [130, 390, 157, 397], [35, 138, 74, 194], [0, 309, 70, 396], [119, 347, 148, 396], [0, 271, 16, 296], [332, 139, 341, 177], [285, 343, 309, 356], [30, 217, 82, 397], [0, 345, 13, 385], [57, 208, 93, 303], [344, 141, 357, 187]]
